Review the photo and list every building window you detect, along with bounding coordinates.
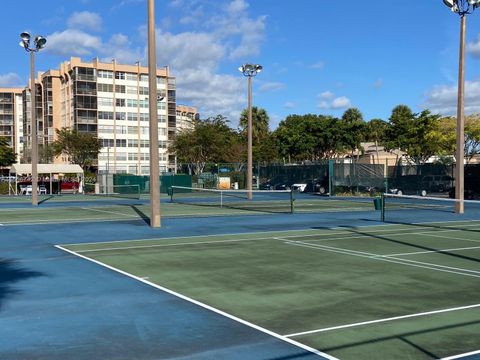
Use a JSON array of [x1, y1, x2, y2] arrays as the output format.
[[116, 139, 127, 147], [98, 111, 114, 120], [126, 73, 138, 81], [115, 72, 125, 80], [98, 83, 113, 93], [98, 97, 113, 107], [98, 125, 114, 134], [115, 85, 126, 93], [98, 70, 113, 79], [116, 98, 125, 107]]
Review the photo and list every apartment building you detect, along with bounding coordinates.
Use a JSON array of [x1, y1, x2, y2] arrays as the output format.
[[17, 57, 198, 175], [0, 88, 23, 162], [176, 104, 198, 132]]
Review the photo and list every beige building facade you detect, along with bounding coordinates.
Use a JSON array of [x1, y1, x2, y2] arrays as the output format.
[[13, 57, 198, 175], [0, 88, 23, 162]]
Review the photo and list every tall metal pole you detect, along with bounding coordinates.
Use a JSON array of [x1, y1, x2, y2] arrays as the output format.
[[30, 51, 38, 206], [148, 0, 161, 227], [455, 14, 466, 214], [247, 76, 253, 200]]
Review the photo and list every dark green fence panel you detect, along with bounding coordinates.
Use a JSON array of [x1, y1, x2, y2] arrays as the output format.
[[114, 174, 192, 194]]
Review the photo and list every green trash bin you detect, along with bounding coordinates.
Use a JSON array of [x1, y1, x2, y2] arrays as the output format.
[[373, 197, 382, 211]]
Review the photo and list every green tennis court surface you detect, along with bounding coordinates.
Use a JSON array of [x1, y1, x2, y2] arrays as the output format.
[[61, 222, 480, 360]]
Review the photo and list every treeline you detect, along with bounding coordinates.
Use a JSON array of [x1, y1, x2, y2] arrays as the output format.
[[169, 105, 480, 174]]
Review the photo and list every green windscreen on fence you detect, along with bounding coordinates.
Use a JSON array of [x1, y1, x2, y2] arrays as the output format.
[[113, 174, 192, 194]]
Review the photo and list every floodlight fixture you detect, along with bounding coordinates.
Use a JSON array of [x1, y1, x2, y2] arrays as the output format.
[[34, 36, 46, 50], [239, 63, 263, 77], [443, 0, 479, 15], [19, 32, 46, 52], [20, 32, 31, 42]]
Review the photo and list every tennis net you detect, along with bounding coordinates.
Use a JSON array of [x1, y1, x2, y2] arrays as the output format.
[[382, 193, 480, 223], [169, 186, 295, 214], [84, 183, 141, 200]]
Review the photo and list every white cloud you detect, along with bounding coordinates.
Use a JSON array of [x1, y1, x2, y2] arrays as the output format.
[[332, 96, 352, 109], [156, 30, 224, 70], [226, 0, 249, 14], [423, 80, 480, 115], [373, 78, 383, 89], [319, 91, 335, 100], [67, 11, 102, 32], [284, 101, 295, 109], [0, 73, 22, 87], [45, 29, 103, 56], [467, 35, 480, 58], [258, 81, 286, 92], [311, 61, 325, 69], [318, 92, 351, 110]]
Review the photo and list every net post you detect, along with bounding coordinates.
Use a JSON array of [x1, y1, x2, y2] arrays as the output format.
[[169, 186, 173, 202], [381, 193, 385, 222], [220, 190, 223, 208]]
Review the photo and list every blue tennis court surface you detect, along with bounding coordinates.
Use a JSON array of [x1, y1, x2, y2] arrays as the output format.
[[0, 194, 479, 359]]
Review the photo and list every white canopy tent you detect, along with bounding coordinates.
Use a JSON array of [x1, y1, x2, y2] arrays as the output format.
[[9, 164, 84, 195]]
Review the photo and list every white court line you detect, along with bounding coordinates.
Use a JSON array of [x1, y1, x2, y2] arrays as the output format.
[[75, 236, 284, 253], [80, 207, 139, 218], [440, 349, 480, 359], [284, 303, 480, 338], [75, 226, 463, 254], [60, 220, 480, 248], [283, 241, 480, 278], [420, 232, 480, 244], [71, 225, 480, 254], [380, 245, 480, 257], [54, 245, 337, 360]]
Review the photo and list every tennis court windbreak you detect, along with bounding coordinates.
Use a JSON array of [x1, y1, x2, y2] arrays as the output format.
[[169, 186, 295, 214], [84, 183, 141, 200]]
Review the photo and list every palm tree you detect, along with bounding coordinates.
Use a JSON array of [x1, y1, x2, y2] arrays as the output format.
[[239, 106, 270, 143]]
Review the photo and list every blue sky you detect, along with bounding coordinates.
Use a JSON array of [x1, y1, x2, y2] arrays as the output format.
[[2, 0, 480, 129]]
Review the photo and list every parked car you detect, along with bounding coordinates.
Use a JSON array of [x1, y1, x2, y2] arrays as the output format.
[[388, 175, 427, 196], [259, 176, 293, 190], [449, 167, 480, 200], [421, 175, 454, 193], [389, 174, 454, 196]]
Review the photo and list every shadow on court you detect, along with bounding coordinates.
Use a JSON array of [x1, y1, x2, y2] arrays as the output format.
[[320, 318, 480, 359], [0, 259, 44, 311], [337, 223, 480, 265], [130, 205, 150, 225]]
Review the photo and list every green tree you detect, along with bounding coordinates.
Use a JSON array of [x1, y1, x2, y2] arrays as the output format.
[[239, 106, 270, 143], [465, 115, 480, 163], [384, 105, 442, 164], [0, 137, 16, 167], [51, 128, 102, 170], [340, 108, 366, 158], [238, 107, 278, 163], [364, 118, 389, 164], [169, 115, 241, 174], [274, 114, 342, 161]]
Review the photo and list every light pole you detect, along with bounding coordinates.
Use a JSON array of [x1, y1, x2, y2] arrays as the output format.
[[238, 63, 262, 200], [19, 32, 46, 207], [443, 0, 480, 214], [148, 0, 161, 227]]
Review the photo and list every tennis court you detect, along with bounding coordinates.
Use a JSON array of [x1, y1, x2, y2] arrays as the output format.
[[1, 192, 479, 359]]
